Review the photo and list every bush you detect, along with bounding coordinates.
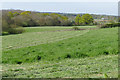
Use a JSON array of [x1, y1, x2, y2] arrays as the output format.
[[98, 22, 120, 28], [2, 31, 9, 35], [89, 23, 94, 26], [72, 27, 79, 30], [98, 24, 109, 28], [93, 21, 98, 25], [8, 27, 24, 34]]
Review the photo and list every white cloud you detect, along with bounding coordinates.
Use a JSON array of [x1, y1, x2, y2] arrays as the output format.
[[1, 0, 119, 2]]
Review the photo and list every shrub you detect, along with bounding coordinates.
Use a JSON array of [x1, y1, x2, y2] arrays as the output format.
[[89, 23, 94, 26], [2, 31, 9, 35], [8, 27, 24, 34], [93, 21, 98, 25], [72, 27, 79, 30], [97, 24, 109, 28], [98, 22, 120, 28]]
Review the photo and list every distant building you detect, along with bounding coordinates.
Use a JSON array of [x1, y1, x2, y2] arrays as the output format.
[[101, 18, 105, 20]]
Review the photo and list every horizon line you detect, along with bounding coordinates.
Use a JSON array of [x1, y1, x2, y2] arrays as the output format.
[[1, 9, 118, 16]]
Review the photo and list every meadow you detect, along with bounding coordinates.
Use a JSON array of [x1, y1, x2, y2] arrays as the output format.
[[2, 26, 96, 51], [2, 26, 118, 78], [3, 55, 118, 78]]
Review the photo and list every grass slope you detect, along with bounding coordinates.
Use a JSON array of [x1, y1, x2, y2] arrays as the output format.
[[2, 26, 96, 51], [2, 27, 118, 64], [2, 30, 88, 50], [3, 55, 118, 78]]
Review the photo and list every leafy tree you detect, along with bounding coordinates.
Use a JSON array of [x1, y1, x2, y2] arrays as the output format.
[[79, 17, 84, 25], [8, 12, 14, 18], [20, 11, 31, 15], [8, 12, 19, 18], [2, 11, 24, 35], [75, 14, 81, 25], [82, 14, 94, 25], [75, 14, 94, 25]]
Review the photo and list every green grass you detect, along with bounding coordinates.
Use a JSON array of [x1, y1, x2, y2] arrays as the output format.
[[2, 55, 118, 78], [2, 27, 118, 64], [24, 26, 71, 33], [24, 26, 96, 33], [3, 26, 96, 51], [2, 29, 88, 51], [2, 26, 118, 78]]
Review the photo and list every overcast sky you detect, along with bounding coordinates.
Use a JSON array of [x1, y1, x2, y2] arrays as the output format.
[[1, 0, 119, 2], [1, 0, 119, 16]]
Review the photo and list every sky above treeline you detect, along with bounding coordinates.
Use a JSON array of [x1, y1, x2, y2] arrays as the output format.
[[2, 2, 118, 16]]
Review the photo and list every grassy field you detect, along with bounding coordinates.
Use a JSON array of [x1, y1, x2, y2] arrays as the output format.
[[24, 26, 96, 33], [3, 55, 118, 78], [2, 26, 96, 51], [2, 26, 118, 78], [2, 30, 88, 51]]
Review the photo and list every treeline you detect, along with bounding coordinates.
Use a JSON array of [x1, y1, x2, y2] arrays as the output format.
[[2, 10, 72, 27], [2, 9, 118, 35], [2, 10, 73, 35], [61, 13, 118, 22]]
